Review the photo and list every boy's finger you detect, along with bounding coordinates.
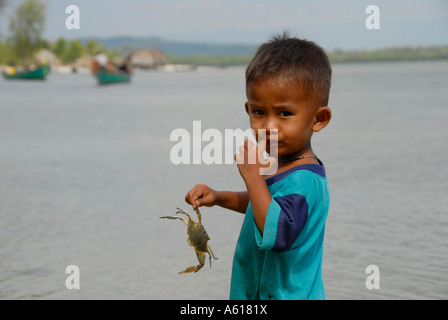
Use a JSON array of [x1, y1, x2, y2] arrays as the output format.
[[258, 138, 267, 151], [186, 193, 199, 210], [240, 143, 245, 155], [185, 192, 192, 205], [190, 188, 201, 204], [235, 148, 244, 164], [236, 154, 245, 165], [185, 185, 201, 206], [258, 139, 267, 162], [185, 188, 196, 205], [245, 138, 255, 149]]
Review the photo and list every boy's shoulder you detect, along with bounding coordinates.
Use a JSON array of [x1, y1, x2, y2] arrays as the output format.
[[265, 163, 328, 199], [266, 163, 326, 186]]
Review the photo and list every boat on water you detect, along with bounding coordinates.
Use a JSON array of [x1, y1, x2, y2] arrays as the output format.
[[91, 54, 132, 85], [2, 65, 50, 80], [94, 67, 132, 84]]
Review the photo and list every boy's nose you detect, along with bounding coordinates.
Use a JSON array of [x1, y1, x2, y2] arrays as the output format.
[[264, 118, 278, 135]]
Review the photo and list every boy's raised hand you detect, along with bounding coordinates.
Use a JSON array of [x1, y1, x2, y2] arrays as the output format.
[[235, 138, 278, 181], [185, 184, 219, 211]]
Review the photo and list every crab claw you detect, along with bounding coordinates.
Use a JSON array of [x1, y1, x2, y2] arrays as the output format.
[[177, 250, 206, 274], [177, 264, 204, 274]]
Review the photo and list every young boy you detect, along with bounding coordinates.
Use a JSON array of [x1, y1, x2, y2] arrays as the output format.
[[185, 32, 332, 300]]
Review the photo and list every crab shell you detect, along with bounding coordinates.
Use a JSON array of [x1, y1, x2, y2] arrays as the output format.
[[188, 222, 210, 253]]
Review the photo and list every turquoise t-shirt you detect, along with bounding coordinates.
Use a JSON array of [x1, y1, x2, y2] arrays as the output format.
[[229, 162, 330, 300]]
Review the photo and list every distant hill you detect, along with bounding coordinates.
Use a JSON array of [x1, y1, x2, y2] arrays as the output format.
[[77, 36, 448, 66], [81, 36, 258, 56]]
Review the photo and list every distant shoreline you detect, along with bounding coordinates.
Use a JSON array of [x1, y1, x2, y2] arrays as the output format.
[[328, 45, 448, 63], [168, 45, 448, 66]]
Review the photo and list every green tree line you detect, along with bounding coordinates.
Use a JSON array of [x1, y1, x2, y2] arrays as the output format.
[[0, 36, 120, 65], [0, 0, 119, 65], [1, 0, 447, 67], [328, 46, 448, 63]]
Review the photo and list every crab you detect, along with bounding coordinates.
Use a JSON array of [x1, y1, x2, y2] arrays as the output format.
[[160, 208, 218, 274]]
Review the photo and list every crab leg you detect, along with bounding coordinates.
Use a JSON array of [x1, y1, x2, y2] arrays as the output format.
[[208, 244, 218, 261], [177, 249, 205, 274], [195, 209, 202, 223], [175, 208, 193, 221], [159, 216, 188, 226]]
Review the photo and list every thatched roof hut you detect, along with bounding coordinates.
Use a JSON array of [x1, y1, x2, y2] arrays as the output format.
[[130, 48, 168, 69], [35, 49, 59, 66], [75, 55, 94, 68]]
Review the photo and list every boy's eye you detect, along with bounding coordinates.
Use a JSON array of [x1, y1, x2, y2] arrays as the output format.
[[279, 111, 292, 117], [253, 110, 264, 116]]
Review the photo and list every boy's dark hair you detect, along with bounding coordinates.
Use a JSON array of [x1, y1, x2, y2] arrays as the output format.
[[246, 31, 332, 107]]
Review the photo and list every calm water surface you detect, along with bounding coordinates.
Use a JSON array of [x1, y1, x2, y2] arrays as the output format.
[[1, 61, 447, 299]]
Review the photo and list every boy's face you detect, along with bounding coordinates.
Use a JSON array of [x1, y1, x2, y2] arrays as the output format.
[[245, 80, 330, 159]]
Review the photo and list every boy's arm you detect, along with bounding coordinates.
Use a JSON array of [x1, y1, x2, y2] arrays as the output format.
[[185, 185, 249, 213], [216, 191, 249, 214], [243, 175, 271, 235], [235, 139, 273, 235]]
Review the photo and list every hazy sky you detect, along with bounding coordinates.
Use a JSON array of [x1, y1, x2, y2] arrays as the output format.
[[1, 0, 447, 50]]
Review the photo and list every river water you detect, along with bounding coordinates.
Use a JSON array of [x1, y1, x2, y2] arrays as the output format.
[[1, 61, 447, 299]]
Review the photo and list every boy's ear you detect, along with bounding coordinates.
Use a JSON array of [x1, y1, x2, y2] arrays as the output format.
[[245, 102, 250, 115], [312, 106, 332, 132]]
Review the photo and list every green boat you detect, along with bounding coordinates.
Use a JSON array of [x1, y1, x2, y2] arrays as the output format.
[[95, 68, 132, 84], [2, 65, 50, 80]]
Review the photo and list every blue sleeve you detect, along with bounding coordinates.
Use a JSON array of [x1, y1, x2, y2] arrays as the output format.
[[254, 194, 309, 252]]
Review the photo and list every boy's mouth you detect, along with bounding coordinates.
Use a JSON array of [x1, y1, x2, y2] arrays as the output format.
[[266, 138, 279, 145], [265, 140, 280, 156]]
